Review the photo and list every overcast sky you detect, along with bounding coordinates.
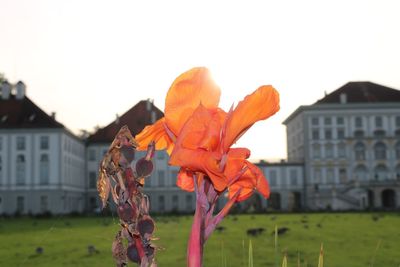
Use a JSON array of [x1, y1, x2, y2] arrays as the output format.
[[1, 0, 399, 160]]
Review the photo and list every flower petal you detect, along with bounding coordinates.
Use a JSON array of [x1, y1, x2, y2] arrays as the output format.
[[221, 85, 280, 152], [165, 67, 221, 136], [176, 168, 195, 192], [135, 118, 174, 154]]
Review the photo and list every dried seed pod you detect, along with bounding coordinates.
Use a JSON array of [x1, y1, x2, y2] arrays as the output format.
[[135, 158, 154, 178]]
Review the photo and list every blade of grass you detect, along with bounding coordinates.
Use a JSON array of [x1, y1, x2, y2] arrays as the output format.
[[318, 243, 324, 267], [248, 239, 253, 267], [282, 251, 288, 267], [297, 251, 301, 267], [242, 239, 245, 267], [369, 239, 382, 267], [275, 225, 279, 267]]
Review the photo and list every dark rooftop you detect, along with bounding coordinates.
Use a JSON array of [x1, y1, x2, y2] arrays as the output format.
[[0, 94, 64, 129], [315, 82, 400, 104], [87, 100, 164, 143]]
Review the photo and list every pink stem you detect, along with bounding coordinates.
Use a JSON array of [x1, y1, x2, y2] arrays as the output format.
[[187, 176, 206, 267]]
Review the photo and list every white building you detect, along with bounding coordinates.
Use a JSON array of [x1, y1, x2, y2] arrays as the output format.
[[283, 82, 400, 210], [257, 161, 304, 211], [0, 81, 85, 215]]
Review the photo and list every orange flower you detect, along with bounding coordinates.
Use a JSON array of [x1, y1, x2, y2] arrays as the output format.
[[136, 67, 280, 201]]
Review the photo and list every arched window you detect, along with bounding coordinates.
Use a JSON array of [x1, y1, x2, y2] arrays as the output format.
[[355, 142, 366, 160], [40, 154, 49, 185], [16, 155, 26, 185], [374, 164, 388, 181], [395, 142, 400, 160], [312, 143, 321, 158], [354, 165, 368, 181], [374, 142, 386, 160]]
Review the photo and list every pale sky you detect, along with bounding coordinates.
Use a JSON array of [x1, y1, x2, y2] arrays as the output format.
[[1, 0, 400, 161]]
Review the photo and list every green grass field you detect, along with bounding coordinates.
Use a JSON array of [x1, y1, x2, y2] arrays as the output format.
[[0, 213, 399, 267]]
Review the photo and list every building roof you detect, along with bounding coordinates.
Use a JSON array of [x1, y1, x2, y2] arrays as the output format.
[[315, 82, 400, 104], [283, 82, 400, 124], [0, 94, 64, 129], [87, 100, 164, 143]]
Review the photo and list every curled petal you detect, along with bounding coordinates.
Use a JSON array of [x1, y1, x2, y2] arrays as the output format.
[[135, 118, 174, 154], [176, 168, 195, 192], [222, 85, 280, 152], [165, 67, 221, 136], [227, 161, 269, 201]]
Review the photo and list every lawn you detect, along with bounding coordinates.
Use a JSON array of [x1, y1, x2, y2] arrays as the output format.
[[0, 212, 399, 267]]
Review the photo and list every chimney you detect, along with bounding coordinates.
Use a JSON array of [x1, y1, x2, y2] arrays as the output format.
[[51, 112, 56, 119], [16, 81, 26, 100], [340, 93, 347, 104], [1, 81, 11, 100], [115, 114, 120, 124], [151, 111, 156, 123], [146, 99, 152, 111]]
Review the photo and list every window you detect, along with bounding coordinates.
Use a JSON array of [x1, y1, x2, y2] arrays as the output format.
[[40, 195, 48, 213], [324, 117, 332, 125], [354, 130, 364, 138], [373, 130, 385, 138], [16, 136, 25, 150], [355, 117, 363, 128], [171, 170, 178, 186], [290, 170, 297, 186], [88, 149, 96, 161], [355, 142, 366, 160], [396, 142, 400, 159], [312, 130, 319, 140], [312, 144, 320, 159], [157, 151, 164, 159], [338, 143, 346, 158], [396, 129, 400, 137], [327, 169, 334, 184], [374, 142, 386, 160], [314, 169, 321, 184], [158, 171, 165, 187], [0, 136, 2, 150], [0, 156, 2, 184], [89, 172, 97, 189], [311, 117, 319, 126], [375, 116, 383, 127], [158, 195, 165, 212], [374, 165, 388, 180], [396, 116, 400, 127], [325, 129, 332, 140], [172, 195, 179, 211], [17, 196, 25, 213], [269, 170, 277, 186], [40, 154, 49, 185], [40, 136, 49, 150], [339, 168, 347, 183], [337, 129, 345, 139], [16, 155, 26, 185], [325, 143, 333, 158], [186, 195, 193, 211], [337, 117, 344, 125], [355, 165, 368, 181]]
